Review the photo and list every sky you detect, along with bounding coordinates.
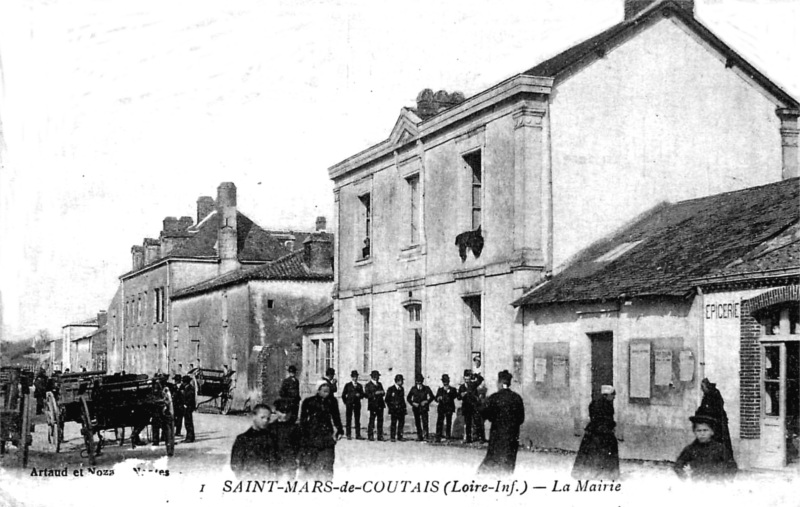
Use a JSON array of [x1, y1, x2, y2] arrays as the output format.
[[0, 0, 798, 341]]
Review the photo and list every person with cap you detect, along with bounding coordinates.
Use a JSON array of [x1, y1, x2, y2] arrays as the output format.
[[172, 374, 185, 437], [386, 374, 407, 442], [270, 398, 301, 480], [673, 413, 737, 481], [298, 380, 344, 479], [698, 378, 734, 458], [181, 375, 197, 443], [365, 370, 386, 441], [477, 370, 525, 475], [230, 404, 274, 478], [341, 370, 365, 440], [407, 373, 435, 441], [279, 365, 301, 423], [571, 385, 619, 480], [435, 374, 458, 442], [323, 367, 338, 395]]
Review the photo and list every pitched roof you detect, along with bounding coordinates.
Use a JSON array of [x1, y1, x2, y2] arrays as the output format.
[[171, 247, 333, 300], [513, 178, 800, 307], [522, 1, 798, 107], [297, 304, 334, 329]]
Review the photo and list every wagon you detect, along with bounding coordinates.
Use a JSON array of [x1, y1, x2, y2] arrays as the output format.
[[44, 370, 107, 453], [188, 367, 235, 414], [46, 372, 175, 465], [0, 367, 35, 467]]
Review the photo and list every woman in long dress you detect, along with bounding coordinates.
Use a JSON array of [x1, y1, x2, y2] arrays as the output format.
[[698, 378, 734, 458], [572, 385, 620, 480]]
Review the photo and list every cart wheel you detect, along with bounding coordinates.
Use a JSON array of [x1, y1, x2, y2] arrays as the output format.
[[79, 396, 96, 466], [45, 392, 61, 453]]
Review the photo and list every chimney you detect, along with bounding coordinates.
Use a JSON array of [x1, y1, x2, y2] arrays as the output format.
[[777, 108, 800, 180], [303, 233, 333, 274], [143, 238, 161, 265], [131, 246, 144, 271], [315, 216, 327, 232], [217, 182, 239, 274], [97, 310, 108, 328], [624, 0, 693, 20], [197, 196, 215, 223], [160, 216, 194, 256], [415, 89, 466, 120]]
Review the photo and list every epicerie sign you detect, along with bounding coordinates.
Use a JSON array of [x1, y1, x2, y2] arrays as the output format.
[[704, 301, 740, 320]]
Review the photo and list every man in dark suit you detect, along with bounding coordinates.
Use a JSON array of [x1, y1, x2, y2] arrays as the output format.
[[407, 373, 435, 441], [279, 365, 301, 422], [435, 374, 458, 442], [477, 370, 525, 476], [458, 369, 485, 443], [182, 375, 197, 443], [364, 370, 385, 441], [341, 370, 365, 440], [323, 367, 338, 395], [386, 374, 407, 442], [172, 374, 185, 437]]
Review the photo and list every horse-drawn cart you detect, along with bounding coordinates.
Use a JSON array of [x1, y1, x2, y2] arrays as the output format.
[[0, 367, 35, 467], [46, 372, 175, 465], [189, 368, 235, 414]]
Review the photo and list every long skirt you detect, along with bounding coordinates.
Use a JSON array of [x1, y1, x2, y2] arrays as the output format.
[[572, 431, 619, 480]]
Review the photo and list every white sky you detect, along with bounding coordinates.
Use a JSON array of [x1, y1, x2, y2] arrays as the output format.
[[0, 0, 798, 340]]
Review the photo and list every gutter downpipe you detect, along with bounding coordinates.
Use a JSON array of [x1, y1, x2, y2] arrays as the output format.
[[696, 286, 705, 393]]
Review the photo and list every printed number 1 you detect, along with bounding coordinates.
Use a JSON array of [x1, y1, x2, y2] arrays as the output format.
[[199, 484, 205, 493]]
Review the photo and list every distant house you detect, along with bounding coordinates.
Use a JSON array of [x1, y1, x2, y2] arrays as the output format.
[[513, 178, 799, 469], [60, 315, 99, 371], [170, 232, 333, 409], [105, 181, 325, 379]]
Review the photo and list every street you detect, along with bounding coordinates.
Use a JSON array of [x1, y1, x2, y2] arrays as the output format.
[[1, 411, 798, 507]]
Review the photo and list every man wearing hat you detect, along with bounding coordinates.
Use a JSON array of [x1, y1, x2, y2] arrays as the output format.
[[435, 374, 458, 442], [298, 380, 344, 479], [674, 412, 737, 480], [386, 374, 408, 442], [341, 370, 365, 440], [279, 365, 301, 423], [477, 370, 525, 475], [364, 370, 386, 441], [172, 374, 185, 437], [407, 373, 435, 441], [181, 375, 197, 443], [458, 369, 485, 443]]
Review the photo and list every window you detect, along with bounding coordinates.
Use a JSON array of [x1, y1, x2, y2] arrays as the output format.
[[360, 309, 371, 371], [407, 175, 420, 245], [407, 304, 421, 323], [465, 296, 482, 352], [314, 338, 334, 375], [464, 151, 482, 230], [359, 193, 372, 259], [154, 288, 165, 323], [138, 295, 143, 325]]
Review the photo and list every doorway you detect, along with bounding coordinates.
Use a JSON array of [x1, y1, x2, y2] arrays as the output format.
[[589, 332, 614, 400]]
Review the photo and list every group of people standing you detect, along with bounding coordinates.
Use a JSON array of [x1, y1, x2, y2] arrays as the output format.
[[571, 378, 737, 482], [231, 366, 527, 479]]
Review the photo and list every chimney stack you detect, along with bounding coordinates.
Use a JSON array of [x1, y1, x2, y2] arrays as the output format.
[[97, 310, 108, 328], [131, 246, 144, 271], [143, 238, 161, 265], [303, 233, 333, 274], [624, 0, 693, 20], [197, 196, 215, 223], [777, 108, 800, 180], [217, 182, 239, 274], [415, 89, 466, 120], [315, 216, 327, 232]]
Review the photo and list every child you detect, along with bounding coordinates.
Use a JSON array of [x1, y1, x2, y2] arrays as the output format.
[[270, 399, 301, 480], [673, 414, 737, 481], [230, 404, 274, 478]]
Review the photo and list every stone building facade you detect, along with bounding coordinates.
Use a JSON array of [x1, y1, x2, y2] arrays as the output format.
[[106, 182, 320, 381], [327, 0, 799, 461]]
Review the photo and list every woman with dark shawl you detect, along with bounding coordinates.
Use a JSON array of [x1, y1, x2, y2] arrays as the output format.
[[698, 378, 734, 458], [572, 385, 620, 480]]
